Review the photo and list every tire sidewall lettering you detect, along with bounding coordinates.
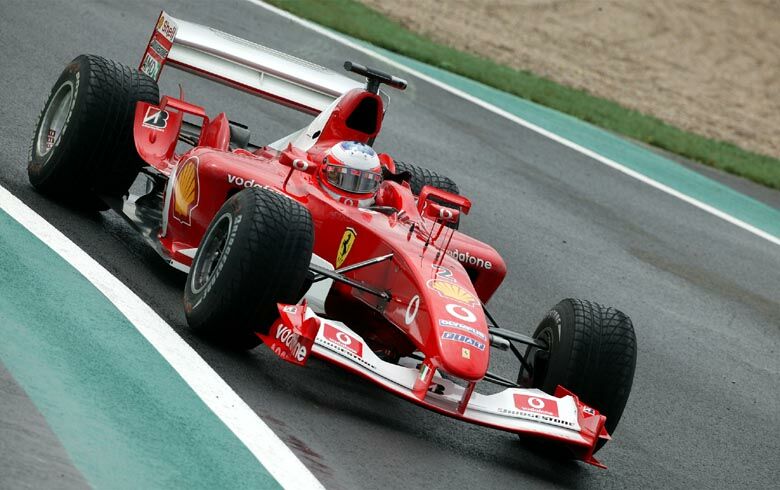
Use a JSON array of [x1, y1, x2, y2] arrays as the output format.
[[34, 71, 80, 164], [192, 212, 241, 300]]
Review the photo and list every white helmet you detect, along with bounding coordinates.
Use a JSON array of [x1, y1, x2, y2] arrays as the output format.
[[320, 141, 382, 197]]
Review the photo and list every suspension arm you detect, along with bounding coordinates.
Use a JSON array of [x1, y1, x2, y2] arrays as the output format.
[[308, 263, 391, 301]]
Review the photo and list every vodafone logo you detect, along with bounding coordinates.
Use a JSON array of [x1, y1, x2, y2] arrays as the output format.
[[513, 394, 559, 417], [445, 303, 477, 323], [323, 324, 363, 357], [528, 397, 545, 409], [274, 326, 308, 362], [446, 248, 493, 270], [336, 331, 352, 345], [439, 208, 454, 220], [405, 295, 420, 324], [292, 159, 309, 171]]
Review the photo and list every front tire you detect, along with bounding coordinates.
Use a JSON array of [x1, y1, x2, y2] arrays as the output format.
[[184, 188, 314, 350], [28, 54, 159, 208], [519, 299, 637, 449]]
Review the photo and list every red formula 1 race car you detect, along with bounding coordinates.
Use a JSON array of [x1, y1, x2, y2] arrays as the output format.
[[28, 12, 637, 467]]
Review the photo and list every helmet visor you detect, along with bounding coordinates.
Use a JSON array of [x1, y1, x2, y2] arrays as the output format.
[[324, 164, 382, 194]]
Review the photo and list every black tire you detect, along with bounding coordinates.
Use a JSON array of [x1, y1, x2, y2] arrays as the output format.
[[184, 188, 314, 350], [393, 160, 460, 196], [393, 160, 461, 229], [28, 54, 159, 209], [519, 299, 637, 450]]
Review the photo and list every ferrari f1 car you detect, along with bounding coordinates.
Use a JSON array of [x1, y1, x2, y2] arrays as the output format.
[[28, 12, 637, 468]]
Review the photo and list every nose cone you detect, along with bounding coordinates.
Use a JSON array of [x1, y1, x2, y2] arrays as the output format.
[[436, 328, 490, 381], [401, 255, 492, 382], [430, 300, 490, 381]]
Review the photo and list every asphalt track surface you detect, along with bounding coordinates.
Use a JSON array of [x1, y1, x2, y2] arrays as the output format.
[[1, 1, 779, 488]]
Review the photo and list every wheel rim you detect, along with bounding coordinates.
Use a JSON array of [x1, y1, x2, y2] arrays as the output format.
[[190, 213, 232, 294], [36, 81, 74, 159]]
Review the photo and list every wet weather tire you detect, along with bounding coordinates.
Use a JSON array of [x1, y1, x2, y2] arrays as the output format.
[[28, 54, 159, 208], [520, 298, 637, 450], [184, 188, 314, 350], [394, 160, 460, 229]]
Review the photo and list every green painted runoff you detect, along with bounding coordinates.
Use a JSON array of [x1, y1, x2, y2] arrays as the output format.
[[0, 210, 281, 490]]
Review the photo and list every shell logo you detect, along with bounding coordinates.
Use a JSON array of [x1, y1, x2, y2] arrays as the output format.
[[173, 157, 199, 225], [426, 280, 478, 306]]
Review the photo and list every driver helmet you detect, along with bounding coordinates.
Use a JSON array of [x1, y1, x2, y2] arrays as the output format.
[[320, 141, 382, 201]]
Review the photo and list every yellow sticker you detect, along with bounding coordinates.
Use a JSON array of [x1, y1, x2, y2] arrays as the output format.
[[427, 280, 478, 306], [336, 227, 357, 268], [462, 347, 471, 359], [173, 157, 199, 225]]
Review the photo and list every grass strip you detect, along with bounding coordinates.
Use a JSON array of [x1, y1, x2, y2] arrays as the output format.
[[265, 0, 780, 190]]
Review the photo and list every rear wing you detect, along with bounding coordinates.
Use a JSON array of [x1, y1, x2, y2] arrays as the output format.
[[139, 11, 363, 115]]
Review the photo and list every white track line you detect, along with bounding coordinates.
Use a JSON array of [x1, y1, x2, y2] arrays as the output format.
[[250, 0, 780, 247], [0, 185, 323, 490]]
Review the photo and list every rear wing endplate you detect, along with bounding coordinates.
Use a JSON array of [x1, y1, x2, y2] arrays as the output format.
[[139, 11, 363, 115]]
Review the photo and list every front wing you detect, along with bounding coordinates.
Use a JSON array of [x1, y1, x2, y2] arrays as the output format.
[[294, 307, 610, 468]]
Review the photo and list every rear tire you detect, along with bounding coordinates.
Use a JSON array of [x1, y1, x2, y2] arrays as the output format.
[[393, 160, 460, 229], [519, 298, 637, 451], [28, 54, 159, 209], [184, 188, 314, 350]]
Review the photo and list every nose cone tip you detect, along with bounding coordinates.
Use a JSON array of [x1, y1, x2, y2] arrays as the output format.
[[437, 348, 489, 382]]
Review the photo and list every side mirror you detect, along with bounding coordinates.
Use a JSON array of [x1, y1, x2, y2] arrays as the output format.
[[417, 185, 471, 215], [421, 201, 460, 224]]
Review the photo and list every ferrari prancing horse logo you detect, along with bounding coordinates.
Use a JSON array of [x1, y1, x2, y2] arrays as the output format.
[[336, 227, 357, 268]]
